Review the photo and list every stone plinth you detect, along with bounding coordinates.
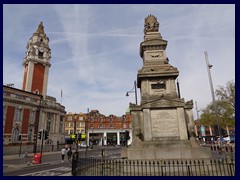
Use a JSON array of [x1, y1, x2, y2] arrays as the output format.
[[124, 139, 211, 160]]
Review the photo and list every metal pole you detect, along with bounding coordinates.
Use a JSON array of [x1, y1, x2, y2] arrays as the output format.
[[195, 101, 200, 120], [19, 135, 22, 157], [41, 129, 44, 155], [204, 51, 222, 146], [85, 109, 89, 157], [134, 81, 137, 105], [195, 101, 201, 138], [177, 79, 181, 99]]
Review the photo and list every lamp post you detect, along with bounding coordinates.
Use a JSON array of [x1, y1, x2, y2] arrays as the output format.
[[85, 109, 89, 157], [126, 80, 138, 105], [204, 51, 222, 146]]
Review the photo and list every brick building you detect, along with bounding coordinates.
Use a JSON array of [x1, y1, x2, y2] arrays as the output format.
[[64, 110, 132, 146], [3, 22, 66, 155]]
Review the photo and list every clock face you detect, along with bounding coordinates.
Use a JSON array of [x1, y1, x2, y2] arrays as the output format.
[[39, 47, 44, 52]]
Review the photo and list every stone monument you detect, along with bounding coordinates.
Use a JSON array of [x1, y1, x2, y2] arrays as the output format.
[[124, 15, 210, 160]]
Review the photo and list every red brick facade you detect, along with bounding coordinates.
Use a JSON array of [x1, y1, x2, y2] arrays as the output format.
[[31, 63, 45, 94]]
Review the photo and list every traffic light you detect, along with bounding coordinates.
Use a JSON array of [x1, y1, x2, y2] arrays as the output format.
[[38, 131, 42, 139], [44, 130, 49, 140], [81, 134, 86, 141], [70, 134, 76, 141], [18, 134, 22, 141]]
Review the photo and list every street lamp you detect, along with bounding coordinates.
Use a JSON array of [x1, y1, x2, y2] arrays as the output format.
[[126, 80, 138, 105], [204, 51, 222, 146]]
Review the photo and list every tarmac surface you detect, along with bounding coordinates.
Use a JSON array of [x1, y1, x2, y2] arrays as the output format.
[[3, 146, 122, 176], [3, 150, 74, 176]]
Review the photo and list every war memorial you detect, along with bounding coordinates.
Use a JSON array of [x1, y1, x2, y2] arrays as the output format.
[[123, 14, 210, 160]]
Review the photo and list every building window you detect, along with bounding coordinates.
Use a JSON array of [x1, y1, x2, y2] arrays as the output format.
[[77, 122, 81, 128], [30, 110, 35, 124], [46, 120, 51, 132], [81, 123, 85, 128], [65, 122, 69, 127], [12, 128, 20, 143], [15, 108, 22, 121], [70, 130, 74, 135], [90, 117, 94, 122], [46, 113, 52, 132], [79, 116, 83, 121], [99, 124, 103, 128], [65, 130, 69, 135], [68, 116, 72, 121], [151, 82, 166, 89], [110, 124, 113, 128], [90, 124, 94, 129], [27, 129, 33, 141]]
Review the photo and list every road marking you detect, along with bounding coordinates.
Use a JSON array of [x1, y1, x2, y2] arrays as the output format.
[[20, 167, 71, 176]]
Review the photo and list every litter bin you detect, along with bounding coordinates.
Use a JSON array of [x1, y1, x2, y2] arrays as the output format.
[[32, 153, 42, 164]]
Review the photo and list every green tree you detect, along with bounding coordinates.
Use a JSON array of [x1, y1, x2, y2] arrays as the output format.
[[200, 80, 235, 128]]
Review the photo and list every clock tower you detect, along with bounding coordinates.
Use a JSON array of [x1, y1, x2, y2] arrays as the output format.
[[22, 22, 51, 97]]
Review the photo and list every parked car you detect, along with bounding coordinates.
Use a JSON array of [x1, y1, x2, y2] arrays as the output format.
[[78, 142, 87, 148]]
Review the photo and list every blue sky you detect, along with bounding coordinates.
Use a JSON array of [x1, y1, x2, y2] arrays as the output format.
[[3, 4, 235, 119]]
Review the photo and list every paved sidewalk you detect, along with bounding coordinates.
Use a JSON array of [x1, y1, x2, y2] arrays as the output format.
[[3, 150, 60, 160]]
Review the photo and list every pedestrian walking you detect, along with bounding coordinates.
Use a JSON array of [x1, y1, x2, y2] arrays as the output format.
[[67, 147, 72, 162], [61, 147, 67, 162]]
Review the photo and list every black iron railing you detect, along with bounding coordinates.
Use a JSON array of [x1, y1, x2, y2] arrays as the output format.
[[72, 157, 235, 176]]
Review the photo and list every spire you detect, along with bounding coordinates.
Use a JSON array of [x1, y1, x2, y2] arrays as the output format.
[[36, 21, 45, 34]]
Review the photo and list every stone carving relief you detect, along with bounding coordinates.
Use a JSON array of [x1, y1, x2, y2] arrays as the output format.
[[144, 14, 159, 34], [165, 66, 178, 71], [27, 45, 36, 56]]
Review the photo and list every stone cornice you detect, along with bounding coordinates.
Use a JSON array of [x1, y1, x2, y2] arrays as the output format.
[[23, 58, 51, 67], [140, 39, 168, 58]]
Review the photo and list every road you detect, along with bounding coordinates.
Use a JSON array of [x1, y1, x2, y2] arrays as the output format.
[[3, 146, 122, 176]]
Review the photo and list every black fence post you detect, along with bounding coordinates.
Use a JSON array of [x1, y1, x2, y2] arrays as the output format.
[[72, 159, 76, 176]]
